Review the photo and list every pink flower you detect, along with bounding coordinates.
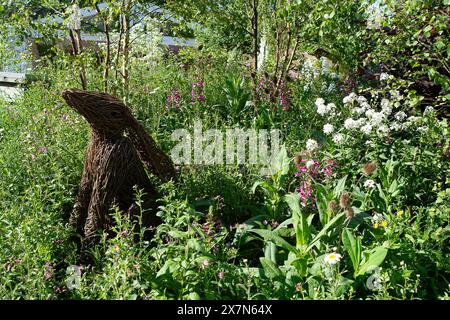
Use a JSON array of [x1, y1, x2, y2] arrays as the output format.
[[31, 154, 37, 161], [39, 146, 48, 154], [218, 271, 224, 279], [202, 259, 209, 268]]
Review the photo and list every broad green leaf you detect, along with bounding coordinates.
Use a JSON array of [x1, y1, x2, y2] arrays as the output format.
[[249, 229, 298, 254], [306, 212, 345, 252], [342, 228, 361, 277], [357, 246, 388, 276], [260, 257, 283, 278], [334, 175, 348, 198]]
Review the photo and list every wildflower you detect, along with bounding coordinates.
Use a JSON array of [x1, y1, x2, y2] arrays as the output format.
[[321, 164, 334, 176], [363, 161, 377, 176], [361, 123, 373, 135], [44, 262, 53, 281], [377, 125, 389, 136], [372, 213, 387, 228], [394, 111, 407, 121], [31, 154, 37, 161], [202, 259, 209, 268], [364, 179, 376, 189], [315, 98, 325, 108], [39, 146, 48, 154], [379, 73, 391, 81], [323, 123, 334, 135], [351, 107, 362, 115], [217, 271, 225, 280], [343, 93, 357, 104], [339, 192, 351, 209], [344, 118, 359, 130], [324, 253, 342, 264], [424, 106, 435, 115], [332, 133, 344, 144], [357, 95, 367, 105], [295, 283, 303, 292], [381, 98, 390, 109], [389, 122, 402, 131], [370, 112, 385, 126], [306, 159, 316, 169], [397, 210, 404, 217], [417, 126, 428, 133], [306, 139, 319, 151]]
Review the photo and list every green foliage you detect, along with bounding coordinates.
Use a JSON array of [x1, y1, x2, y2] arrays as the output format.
[[0, 0, 449, 301]]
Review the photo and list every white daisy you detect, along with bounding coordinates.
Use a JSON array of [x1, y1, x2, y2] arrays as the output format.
[[324, 253, 342, 264]]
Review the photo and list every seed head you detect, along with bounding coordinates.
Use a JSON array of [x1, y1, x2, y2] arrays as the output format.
[[363, 161, 377, 176], [345, 207, 354, 219], [328, 200, 337, 212], [339, 192, 351, 209]]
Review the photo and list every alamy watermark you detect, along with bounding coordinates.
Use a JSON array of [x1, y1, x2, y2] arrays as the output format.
[[170, 120, 282, 174]]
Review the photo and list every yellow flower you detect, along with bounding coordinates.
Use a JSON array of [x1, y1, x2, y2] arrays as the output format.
[[397, 210, 404, 217], [374, 222, 379, 229], [381, 220, 388, 228]]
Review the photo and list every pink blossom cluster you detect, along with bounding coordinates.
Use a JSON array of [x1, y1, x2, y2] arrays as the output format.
[[295, 159, 336, 208], [166, 88, 181, 110], [191, 77, 206, 103]]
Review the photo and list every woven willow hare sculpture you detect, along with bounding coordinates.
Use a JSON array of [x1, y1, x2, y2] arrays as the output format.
[[62, 89, 176, 258]]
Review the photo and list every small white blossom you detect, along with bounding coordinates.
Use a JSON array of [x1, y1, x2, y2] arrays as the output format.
[[323, 123, 334, 135], [357, 95, 367, 105], [417, 126, 428, 133], [306, 139, 319, 151], [372, 213, 384, 222], [332, 133, 344, 144], [365, 109, 376, 118], [424, 106, 435, 115], [316, 102, 335, 116], [360, 101, 371, 110], [394, 111, 407, 121], [324, 253, 342, 264], [352, 107, 366, 115], [306, 160, 315, 169], [406, 116, 420, 123], [377, 125, 389, 136], [379, 73, 391, 81], [343, 92, 357, 105], [390, 122, 403, 131], [315, 98, 325, 108], [364, 179, 376, 189], [381, 98, 390, 109], [344, 118, 359, 130], [361, 123, 373, 135]]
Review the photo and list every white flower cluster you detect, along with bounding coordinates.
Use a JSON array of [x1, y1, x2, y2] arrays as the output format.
[[316, 90, 435, 148], [315, 98, 336, 117], [306, 139, 319, 151]]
